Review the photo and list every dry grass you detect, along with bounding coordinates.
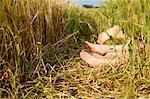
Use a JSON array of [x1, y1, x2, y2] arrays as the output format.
[[0, 0, 150, 98]]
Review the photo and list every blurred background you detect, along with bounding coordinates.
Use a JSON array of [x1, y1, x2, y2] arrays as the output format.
[[74, 0, 105, 6]]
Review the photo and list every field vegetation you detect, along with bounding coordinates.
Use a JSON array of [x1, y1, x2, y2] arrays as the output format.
[[0, 0, 150, 98]]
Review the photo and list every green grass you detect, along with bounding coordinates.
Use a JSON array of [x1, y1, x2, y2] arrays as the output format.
[[0, 0, 150, 98]]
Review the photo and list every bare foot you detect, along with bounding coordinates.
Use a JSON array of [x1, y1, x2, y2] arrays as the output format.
[[85, 41, 107, 55], [91, 49, 129, 59], [85, 41, 128, 56], [97, 25, 125, 44], [80, 50, 121, 67]]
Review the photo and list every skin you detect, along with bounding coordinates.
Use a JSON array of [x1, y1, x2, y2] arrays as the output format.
[[80, 50, 121, 67], [80, 25, 129, 67], [97, 25, 125, 44], [80, 43, 129, 67], [85, 41, 128, 55]]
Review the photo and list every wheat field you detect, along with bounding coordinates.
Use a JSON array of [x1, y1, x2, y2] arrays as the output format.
[[0, 0, 150, 98]]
